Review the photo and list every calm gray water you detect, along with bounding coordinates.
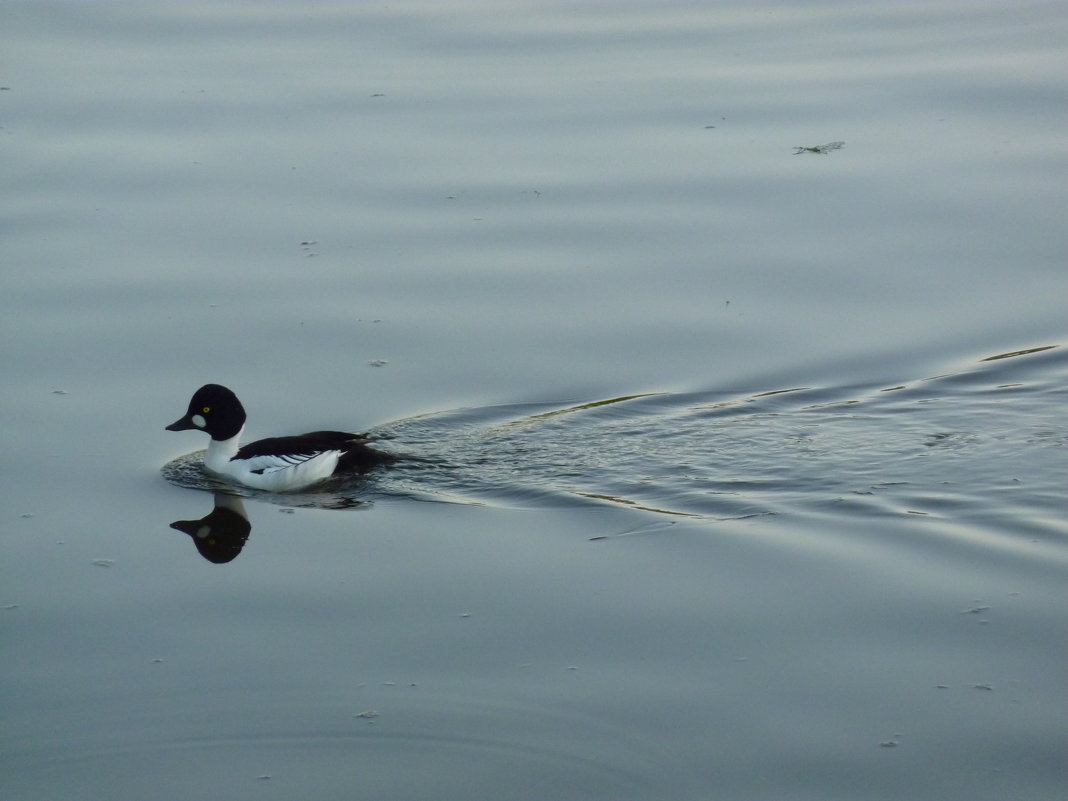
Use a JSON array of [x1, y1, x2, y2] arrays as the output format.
[[2, 3, 1066, 800]]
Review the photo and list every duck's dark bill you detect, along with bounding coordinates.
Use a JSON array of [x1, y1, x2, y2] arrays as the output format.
[[166, 417, 196, 431]]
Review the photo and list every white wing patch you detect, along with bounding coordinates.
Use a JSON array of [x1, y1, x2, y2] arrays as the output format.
[[241, 451, 333, 475], [228, 450, 344, 491]]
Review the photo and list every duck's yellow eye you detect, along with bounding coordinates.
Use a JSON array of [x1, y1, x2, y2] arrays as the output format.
[[202, 406, 211, 414]]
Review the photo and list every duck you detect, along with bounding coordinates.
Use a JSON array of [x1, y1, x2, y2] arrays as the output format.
[[165, 383, 394, 491]]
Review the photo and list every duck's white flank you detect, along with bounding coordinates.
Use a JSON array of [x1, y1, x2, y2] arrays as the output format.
[[203, 428, 345, 492]]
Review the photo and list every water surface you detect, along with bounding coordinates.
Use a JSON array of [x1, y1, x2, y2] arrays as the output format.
[[2, 3, 1066, 800]]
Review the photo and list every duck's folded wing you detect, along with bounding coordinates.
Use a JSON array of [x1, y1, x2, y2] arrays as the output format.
[[233, 433, 358, 475], [233, 432, 389, 477], [237, 450, 342, 476], [234, 432, 360, 458]]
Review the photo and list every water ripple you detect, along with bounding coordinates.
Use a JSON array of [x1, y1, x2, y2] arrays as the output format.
[[380, 344, 1066, 544]]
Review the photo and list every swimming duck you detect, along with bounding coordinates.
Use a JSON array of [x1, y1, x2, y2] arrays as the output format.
[[165, 383, 394, 491]]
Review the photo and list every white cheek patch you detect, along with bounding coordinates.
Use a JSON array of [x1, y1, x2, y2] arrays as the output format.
[[191, 414, 207, 428]]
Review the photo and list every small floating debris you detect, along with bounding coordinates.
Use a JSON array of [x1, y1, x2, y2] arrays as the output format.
[[91, 559, 116, 568], [51, 389, 69, 395], [369, 359, 389, 367], [354, 710, 379, 720], [793, 141, 845, 155]]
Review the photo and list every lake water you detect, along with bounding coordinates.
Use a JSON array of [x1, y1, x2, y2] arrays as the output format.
[[2, 2, 1066, 799]]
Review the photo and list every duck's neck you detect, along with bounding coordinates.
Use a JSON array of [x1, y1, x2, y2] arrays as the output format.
[[204, 427, 243, 474]]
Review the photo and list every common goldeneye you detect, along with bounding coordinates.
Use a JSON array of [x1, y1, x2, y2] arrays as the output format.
[[165, 383, 394, 491]]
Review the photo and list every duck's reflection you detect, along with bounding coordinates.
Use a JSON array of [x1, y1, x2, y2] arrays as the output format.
[[170, 493, 251, 564]]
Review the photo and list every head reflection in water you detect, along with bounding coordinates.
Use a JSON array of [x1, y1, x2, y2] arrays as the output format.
[[169, 493, 251, 564]]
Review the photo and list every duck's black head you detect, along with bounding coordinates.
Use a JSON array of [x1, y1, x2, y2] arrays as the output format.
[[166, 383, 246, 441]]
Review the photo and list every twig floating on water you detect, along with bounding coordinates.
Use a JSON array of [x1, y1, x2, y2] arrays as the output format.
[[793, 141, 845, 155]]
